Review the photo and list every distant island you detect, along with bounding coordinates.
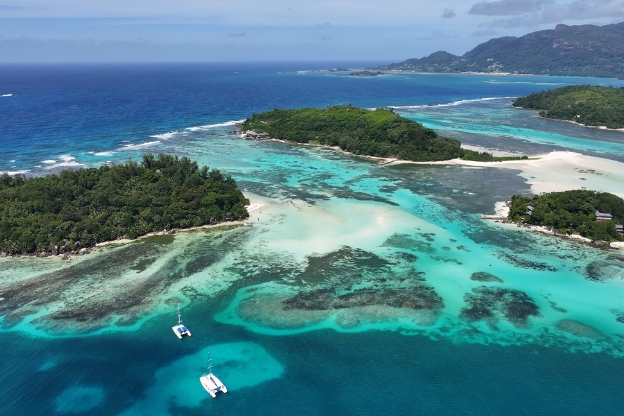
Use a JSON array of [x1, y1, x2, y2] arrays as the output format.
[[508, 190, 624, 242], [376, 22, 624, 79], [349, 71, 383, 77], [240, 105, 527, 162], [312, 68, 349, 73], [513, 85, 624, 130], [0, 154, 249, 256]]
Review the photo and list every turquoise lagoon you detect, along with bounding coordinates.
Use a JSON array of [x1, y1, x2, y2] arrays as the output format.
[[2, 65, 624, 415]]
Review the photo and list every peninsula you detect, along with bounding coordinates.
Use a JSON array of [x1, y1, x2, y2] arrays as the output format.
[[0, 153, 249, 256], [241, 105, 527, 162], [512, 85, 624, 130], [376, 22, 624, 79]]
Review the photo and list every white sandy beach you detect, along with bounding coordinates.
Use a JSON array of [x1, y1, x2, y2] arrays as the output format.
[[391, 150, 624, 199]]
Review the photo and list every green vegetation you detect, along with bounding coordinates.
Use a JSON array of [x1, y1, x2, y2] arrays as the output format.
[[378, 22, 624, 78], [0, 154, 249, 255], [241, 106, 525, 162], [508, 190, 624, 242], [512, 85, 624, 129], [349, 71, 383, 77]]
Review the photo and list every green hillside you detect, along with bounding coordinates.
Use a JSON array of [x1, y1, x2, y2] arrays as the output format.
[[241, 106, 526, 162], [0, 154, 249, 255], [379, 22, 624, 78], [513, 85, 624, 129]]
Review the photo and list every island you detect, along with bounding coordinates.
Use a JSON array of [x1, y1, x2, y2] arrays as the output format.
[[375, 22, 624, 79], [241, 105, 527, 162], [349, 71, 384, 77], [0, 153, 250, 256], [512, 85, 624, 130], [508, 190, 624, 242]]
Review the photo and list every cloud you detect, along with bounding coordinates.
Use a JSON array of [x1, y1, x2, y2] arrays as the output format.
[[442, 8, 456, 18], [475, 0, 624, 28], [469, 0, 552, 16], [227, 32, 246, 38]]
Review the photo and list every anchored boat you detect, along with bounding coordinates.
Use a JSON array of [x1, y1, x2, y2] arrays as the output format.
[[172, 304, 191, 339], [200, 352, 227, 398]]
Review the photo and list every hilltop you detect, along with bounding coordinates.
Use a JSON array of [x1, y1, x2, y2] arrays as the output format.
[[378, 22, 624, 78]]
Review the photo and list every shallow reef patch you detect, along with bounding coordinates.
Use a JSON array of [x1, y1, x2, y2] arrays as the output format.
[[460, 287, 540, 328], [470, 272, 503, 283]]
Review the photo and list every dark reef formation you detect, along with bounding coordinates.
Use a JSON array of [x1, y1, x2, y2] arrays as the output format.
[[460, 287, 540, 328], [470, 272, 503, 283]]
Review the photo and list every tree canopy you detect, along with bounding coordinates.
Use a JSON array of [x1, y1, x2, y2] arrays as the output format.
[[241, 106, 526, 162], [513, 85, 624, 129], [0, 154, 249, 255], [508, 190, 624, 242]]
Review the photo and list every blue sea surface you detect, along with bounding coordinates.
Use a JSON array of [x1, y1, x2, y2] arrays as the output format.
[[2, 63, 624, 415]]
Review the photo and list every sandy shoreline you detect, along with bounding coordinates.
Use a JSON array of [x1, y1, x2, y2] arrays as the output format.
[[244, 131, 624, 198], [95, 201, 266, 249], [389, 150, 624, 199]]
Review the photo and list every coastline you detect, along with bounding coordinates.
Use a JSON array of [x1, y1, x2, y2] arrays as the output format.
[[94, 201, 266, 249], [241, 132, 624, 198], [1, 201, 267, 259], [514, 107, 624, 132], [481, 206, 621, 250]]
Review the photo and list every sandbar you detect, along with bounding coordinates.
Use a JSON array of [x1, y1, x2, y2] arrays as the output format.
[[390, 151, 624, 199]]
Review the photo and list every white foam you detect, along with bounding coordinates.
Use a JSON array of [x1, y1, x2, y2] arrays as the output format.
[[149, 132, 178, 140], [44, 162, 86, 170], [120, 140, 160, 150], [42, 160, 56, 164], [391, 97, 516, 109], [185, 119, 245, 131], [58, 155, 76, 162], [2, 94, 12, 97], [93, 151, 115, 156], [0, 169, 29, 175]]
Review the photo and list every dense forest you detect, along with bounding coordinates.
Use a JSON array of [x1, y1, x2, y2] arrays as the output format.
[[512, 85, 624, 129], [378, 22, 624, 78], [0, 154, 249, 255], [241, 106, 526, 162], [508, 190, 624, 242]]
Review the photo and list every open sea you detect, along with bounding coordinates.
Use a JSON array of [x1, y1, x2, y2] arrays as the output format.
[[2, 62, 624, 415]]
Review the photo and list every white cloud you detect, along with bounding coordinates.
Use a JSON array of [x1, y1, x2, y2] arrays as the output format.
[[474, 0, 624, 28], [469, 0, 553, 16]]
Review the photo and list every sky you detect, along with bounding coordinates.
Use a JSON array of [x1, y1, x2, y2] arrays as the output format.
[[0, 0, 623, 63]]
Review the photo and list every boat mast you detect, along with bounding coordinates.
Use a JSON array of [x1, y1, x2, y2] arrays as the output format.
[[207, 352, 213, 375], [177, 304, 182, 326]]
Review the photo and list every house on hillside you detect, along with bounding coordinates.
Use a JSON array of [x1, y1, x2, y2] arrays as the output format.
[[595, 210, 613, 221]]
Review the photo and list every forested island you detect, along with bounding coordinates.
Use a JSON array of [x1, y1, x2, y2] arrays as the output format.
[[241, 106, 527, 162], [0, 154, 249, 256], [512, 85, 624, 129], [377, 22, 624, 79], [508, 190, 624, 242]]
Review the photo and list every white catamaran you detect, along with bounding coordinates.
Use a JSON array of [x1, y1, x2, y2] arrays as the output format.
[[200, 352, 228, 398], [172, 304, 191, 339]]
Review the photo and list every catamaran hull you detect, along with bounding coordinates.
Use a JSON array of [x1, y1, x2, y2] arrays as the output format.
[[200, 374, 227, 398], [172, 325, 191, 339]]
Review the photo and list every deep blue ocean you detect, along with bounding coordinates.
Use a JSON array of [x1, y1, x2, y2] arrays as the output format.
[[3, 63, 624, 416]]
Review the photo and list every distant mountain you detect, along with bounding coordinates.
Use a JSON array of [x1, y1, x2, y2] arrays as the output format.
[[378, 22, 624, 78]]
